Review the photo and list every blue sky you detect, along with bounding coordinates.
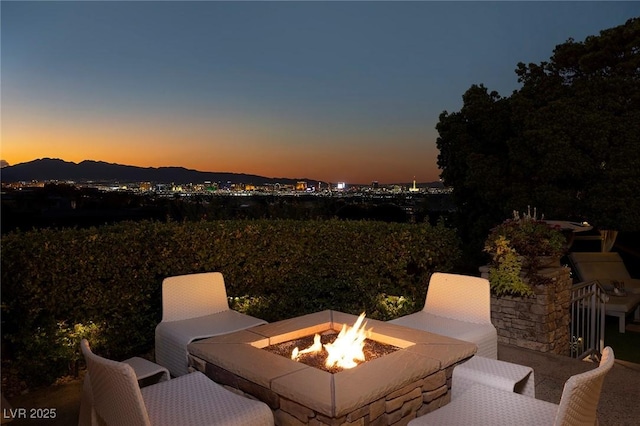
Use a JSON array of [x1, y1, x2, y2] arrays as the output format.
[[2, 1, 638, 183]]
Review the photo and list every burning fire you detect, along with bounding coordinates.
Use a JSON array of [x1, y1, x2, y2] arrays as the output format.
[[291, 312, 370, 369]]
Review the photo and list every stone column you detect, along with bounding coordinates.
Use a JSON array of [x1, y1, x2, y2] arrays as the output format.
[[480, 265, 572, 355]]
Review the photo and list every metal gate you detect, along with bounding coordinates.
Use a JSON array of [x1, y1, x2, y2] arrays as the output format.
[[569, 280, 607, 361]]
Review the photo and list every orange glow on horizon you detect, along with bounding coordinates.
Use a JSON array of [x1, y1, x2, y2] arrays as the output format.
[[2, 115, 441, 184]]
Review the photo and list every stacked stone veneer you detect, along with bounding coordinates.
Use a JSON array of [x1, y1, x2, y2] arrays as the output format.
[[480, 265, 572, 354], [190, 357, 457, 426], [187, 310, 476, 426]]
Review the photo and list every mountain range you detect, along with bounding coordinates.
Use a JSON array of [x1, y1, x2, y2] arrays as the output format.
[[0, 158, 316, 185]]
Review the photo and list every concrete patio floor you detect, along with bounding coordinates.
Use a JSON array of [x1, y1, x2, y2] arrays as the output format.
[[3, 343, 639, 425]]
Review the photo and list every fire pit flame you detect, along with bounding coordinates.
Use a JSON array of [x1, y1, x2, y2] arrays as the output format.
[[291, 312, 371, 369], [291, 333, 322, 360]]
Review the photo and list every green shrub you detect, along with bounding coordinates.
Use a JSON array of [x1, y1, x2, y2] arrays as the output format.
[[484, 208, 567, 296], [1, 219, 460, 388]]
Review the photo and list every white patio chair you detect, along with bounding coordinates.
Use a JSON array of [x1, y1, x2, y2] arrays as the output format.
[[389, 272, 498, 359], [79, 355, 169, 426], [80, 339, 274, 426], [409, 346, 615, 425], [155, 272, 267, 377]]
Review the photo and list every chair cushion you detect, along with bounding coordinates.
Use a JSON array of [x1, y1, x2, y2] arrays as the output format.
[[408, 384, 558, 426], [141, 372, 273, 426], [155, 310, 267, 377], [389, 312, 497, 359]]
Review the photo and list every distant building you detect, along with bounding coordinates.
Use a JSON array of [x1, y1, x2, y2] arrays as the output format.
[[409, 178, 419, 193], [139, 182, 153, 192], [296, 181, 308, 191]]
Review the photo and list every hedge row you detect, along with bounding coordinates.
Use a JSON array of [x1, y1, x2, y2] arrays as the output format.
[[1, 219, 461, 387]]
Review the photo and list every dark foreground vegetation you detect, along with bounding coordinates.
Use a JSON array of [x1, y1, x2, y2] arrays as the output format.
[[1, 219, 460, 389]]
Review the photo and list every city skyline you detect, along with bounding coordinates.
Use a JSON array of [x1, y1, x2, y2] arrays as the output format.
[[2, 1, 638, 184]]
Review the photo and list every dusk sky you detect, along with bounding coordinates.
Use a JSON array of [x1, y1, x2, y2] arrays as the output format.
[[2, 1, 638, 184]]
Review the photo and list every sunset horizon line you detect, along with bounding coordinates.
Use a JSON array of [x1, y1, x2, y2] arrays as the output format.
[[1, 157, 443, 186]]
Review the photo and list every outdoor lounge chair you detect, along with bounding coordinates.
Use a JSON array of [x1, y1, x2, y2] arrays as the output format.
[[389, 272, 498, 359], [569, 252, 640, 294], [155, 272, 267, 377], [409, 346, 615, 425], [570, 252, 640, 333], [79, 355, 170, 425], [80, 339, 274, 426]]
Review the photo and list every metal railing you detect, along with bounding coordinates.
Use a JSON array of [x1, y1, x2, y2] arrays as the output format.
[[569, 280, 607, 361]]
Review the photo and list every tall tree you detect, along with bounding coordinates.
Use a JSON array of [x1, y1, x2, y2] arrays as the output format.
[[437, 17, 640, 253], [436, 84, 514, 255], [511, 17, 640, 230]]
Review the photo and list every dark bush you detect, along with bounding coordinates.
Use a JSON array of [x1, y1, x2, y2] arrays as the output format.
[[1, 219, 460, 388]]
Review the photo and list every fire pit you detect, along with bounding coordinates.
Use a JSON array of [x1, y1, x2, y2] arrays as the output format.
[[188, 310, 475, 425], [264, 313, 400, 373]]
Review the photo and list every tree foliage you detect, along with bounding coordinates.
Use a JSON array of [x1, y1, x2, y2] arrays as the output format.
[[437, 18, 640, 249], [437, 85, 514, 252]]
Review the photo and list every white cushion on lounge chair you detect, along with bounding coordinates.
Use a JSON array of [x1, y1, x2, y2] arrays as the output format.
[[156, 310, 268, 377], [413, 383, 558, 425], [409, 347, 615, 425], [390, 273, 498, 359], [391, 311, 497, 360], [141, 371, 273, 426], [155, 272, 267, 377]]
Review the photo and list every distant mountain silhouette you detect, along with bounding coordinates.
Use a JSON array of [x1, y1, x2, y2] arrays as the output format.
[[0, 158, 316, 185]]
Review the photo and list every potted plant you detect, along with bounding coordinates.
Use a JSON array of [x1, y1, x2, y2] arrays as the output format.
[[484, 207, 567, 296]]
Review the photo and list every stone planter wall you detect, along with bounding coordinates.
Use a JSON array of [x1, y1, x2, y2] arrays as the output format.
[[480, 265, 572, 355]]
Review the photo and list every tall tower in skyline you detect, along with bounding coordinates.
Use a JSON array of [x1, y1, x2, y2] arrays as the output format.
[[409, 177, 419, 192]]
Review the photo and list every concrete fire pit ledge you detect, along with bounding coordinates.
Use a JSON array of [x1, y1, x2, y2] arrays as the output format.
[[188, 310, 476, 425]]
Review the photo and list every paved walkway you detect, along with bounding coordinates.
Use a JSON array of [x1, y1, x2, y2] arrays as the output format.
[[4, 343, 639, 425]]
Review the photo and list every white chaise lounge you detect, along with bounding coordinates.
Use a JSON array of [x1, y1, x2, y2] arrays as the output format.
[[155, 272, 267, 377], [389, 272, 498, 359]]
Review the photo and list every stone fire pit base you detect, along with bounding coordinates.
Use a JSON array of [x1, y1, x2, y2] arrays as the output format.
[[188, 310, 476, 426]]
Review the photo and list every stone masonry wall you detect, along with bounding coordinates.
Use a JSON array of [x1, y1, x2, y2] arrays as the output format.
[[480, 265, 572, 355], [189, 354, 466, 426]]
